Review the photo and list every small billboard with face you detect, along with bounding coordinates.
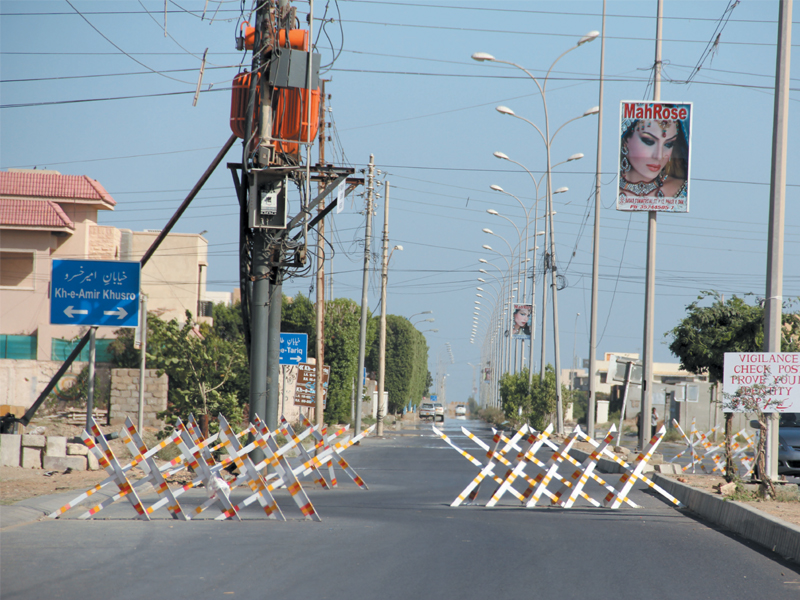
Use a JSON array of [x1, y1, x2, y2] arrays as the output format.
[[616, 101, 692, 213], [511, 304, 532, 340]]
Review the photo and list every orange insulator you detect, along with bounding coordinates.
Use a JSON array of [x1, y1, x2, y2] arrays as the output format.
[[241, 24, 307, 52], [241, 21, 255, 50], [278, 29, 308, 51]]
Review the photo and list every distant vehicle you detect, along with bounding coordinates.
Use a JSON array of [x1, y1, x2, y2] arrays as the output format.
[[778, 412, 800, 477], [419, 402, 435, 420], [433, 402, 445, 422], [455, 404, 466, 417]]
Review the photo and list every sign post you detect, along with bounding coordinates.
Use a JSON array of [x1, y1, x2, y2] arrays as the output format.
[[294, 363, 330, 408]]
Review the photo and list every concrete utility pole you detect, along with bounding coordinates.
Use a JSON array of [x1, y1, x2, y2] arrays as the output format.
[[639, 0, 663, 452], [247, 4, 270, 457], [354, 155, 375, 434], [315, 81, 327, 427], [588, 0, 607, 439], [377, 180, 392, 437], [764, 0, 792, 479]]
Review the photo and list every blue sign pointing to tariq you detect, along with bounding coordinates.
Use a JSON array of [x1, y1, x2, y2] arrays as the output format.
[[280, 332, 308, 365], [50, 259, 140, 328]]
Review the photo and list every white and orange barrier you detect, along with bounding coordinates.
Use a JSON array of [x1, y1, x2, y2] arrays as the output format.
[[48, 413, 373, 521], [439, 422, 682, 510]]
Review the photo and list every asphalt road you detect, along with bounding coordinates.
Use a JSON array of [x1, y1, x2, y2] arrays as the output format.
[[2, 418, 798, 599]]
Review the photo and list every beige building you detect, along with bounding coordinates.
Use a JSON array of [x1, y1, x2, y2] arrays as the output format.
[[564, 352, 751, 433], [1, 169, 211, 407]]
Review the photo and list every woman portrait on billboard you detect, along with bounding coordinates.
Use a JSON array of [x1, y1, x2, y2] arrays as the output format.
[[618, 106, 689, 201], [511, 305, 532, 339]]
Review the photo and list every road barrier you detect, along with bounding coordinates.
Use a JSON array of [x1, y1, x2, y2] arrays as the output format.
[[436, 423, 682, 510], [49, 415, 374, 521], [669, 418, 754, 477]]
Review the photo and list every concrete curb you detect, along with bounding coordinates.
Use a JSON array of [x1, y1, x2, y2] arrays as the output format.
[[652, 473, 800, 565], [568, 447, 800, 565]]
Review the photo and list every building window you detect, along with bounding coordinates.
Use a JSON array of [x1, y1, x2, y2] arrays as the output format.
[[0, 250, 35, 289], [599, 372, 607, 384]]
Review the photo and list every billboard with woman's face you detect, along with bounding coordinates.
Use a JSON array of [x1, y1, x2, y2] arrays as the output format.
[[616, 101, 692, 213], [511, 304, 532, 340]]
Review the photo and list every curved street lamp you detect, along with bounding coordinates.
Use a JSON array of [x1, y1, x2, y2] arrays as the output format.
[[473, 31, 599, 433]]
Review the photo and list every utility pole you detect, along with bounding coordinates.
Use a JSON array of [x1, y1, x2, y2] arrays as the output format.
[[764, 0, 792, 479], [315, 80, 327, 427], [640, 0, 663, 451], [377, 180, 390, 437], [247, 3, 270, 452], [588, 0, 607, 440], [354, 155, 375, 435]]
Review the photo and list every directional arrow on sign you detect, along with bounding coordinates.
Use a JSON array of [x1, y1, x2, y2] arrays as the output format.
[[290, 355, 302, 363], [103, 307, 128, 320], [64, 306, 89, 319]]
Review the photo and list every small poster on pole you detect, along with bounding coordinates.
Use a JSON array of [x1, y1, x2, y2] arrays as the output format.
[[511, 304, 532, 340]]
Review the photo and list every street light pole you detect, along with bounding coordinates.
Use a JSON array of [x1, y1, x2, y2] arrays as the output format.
[[473, 31, 599, 434]]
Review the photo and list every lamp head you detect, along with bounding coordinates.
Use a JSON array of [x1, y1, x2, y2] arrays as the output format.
[[482, 228, 493, 235], [495, 106, 515, 116], [482, 244, 493, 251], [554, 187, 569, 194], [393, 245, 404, 251], [567, 153, 584, 162], [578, 31, 600, 46], [493, 151, 509, 160], [477, 277, 486, 282], [490, 184, 504, 193], [479, 259, 488, 264], [471, 52, 496, 62], [583, 106, 600, 116], [486, 209, 499, 216], [479, 268, 488, 273]]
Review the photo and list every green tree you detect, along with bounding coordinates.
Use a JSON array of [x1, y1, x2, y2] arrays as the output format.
[[498, 365, 561, 431], [367, 316, 429, 414], [109, 311, 246, 434], [666, 292, 764, 382], [322, 298, 372, 423]]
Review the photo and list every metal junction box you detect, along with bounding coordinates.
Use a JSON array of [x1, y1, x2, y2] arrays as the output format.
[[248, 170, 288, 229]]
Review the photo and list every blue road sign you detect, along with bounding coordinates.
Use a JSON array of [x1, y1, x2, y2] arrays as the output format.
[[430, 394, 438, 403], [50, 260, 140, 327], [280, 332, 308, 365]]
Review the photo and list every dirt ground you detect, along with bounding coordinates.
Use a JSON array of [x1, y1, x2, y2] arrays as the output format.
[[662, 473, 800, 527]]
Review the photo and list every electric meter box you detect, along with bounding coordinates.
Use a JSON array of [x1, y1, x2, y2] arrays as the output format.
[[248, 170, 288, 229]]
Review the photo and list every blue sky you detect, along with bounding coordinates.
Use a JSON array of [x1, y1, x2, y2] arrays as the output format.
[[1, 1, 798, 406]]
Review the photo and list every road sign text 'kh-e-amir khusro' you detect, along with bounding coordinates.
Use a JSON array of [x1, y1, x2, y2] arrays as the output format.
[[50, 259, 140, 328]]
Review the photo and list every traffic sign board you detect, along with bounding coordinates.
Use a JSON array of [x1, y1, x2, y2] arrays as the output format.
[[50, 259, 140, 327], [280, 332, 308, 365], [294, 362, 330, 407]]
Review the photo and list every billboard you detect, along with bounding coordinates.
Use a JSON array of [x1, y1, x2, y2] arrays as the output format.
[[511, 304, 532, 340], [616, 101, 692, 213]]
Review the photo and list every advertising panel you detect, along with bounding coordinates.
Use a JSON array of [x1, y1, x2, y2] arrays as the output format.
[[616, 101, 692, 213], [511, 304, 532, 340], [722, 353, 800, 413]]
